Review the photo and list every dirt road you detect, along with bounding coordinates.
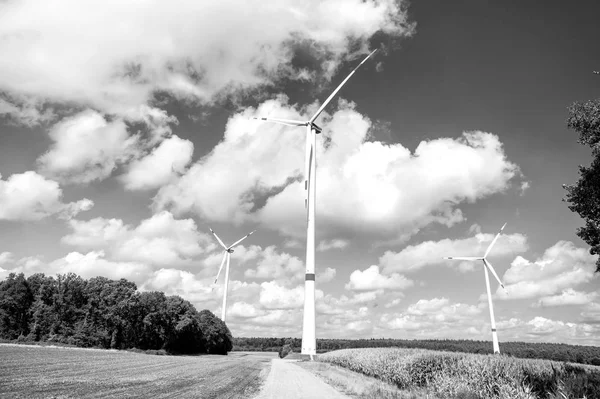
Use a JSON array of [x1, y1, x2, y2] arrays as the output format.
[[254, 359, 350, 399]]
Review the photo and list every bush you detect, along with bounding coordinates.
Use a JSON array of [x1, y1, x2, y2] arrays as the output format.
[[279, 344, 292, 358]]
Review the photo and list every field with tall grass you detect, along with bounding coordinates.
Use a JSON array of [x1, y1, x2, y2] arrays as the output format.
[[318, 348, 600, 399]]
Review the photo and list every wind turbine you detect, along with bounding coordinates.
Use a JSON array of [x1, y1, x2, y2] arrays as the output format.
[[210, 227, 256, 323], [444, 223, 508, 354], [253, 49, 377, 356]]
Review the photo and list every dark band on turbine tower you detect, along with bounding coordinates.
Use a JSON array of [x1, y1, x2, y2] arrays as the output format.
[[305, 273, 315, 281]]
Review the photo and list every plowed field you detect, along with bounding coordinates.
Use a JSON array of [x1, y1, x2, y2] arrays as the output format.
[[0, 344, 275, 399]]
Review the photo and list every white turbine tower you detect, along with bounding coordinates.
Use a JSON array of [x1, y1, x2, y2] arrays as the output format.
[[444, 223, 508, 354], [210, 228, 256, 323], [254, 49, 378, 356]]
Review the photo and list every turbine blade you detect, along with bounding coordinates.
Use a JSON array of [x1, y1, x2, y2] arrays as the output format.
[[253, 117, 306, 126], [309, 49, 378, 124], [229, 230, 256, 249], [444, 256, 482, 261], [209, 227, 228, 250], [212, 251, 228, 287], [483, 259, 504, 289], [484, 222, 507, 258]]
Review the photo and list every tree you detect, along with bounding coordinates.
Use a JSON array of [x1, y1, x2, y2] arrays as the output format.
[[0, 273, 33, 338], [563, 98, 600, 271], [198, 310, 232, 355]]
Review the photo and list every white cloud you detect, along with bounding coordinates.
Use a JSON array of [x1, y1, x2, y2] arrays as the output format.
[[62, 211, 214, 266], [0, 0, 413, 125], [497, 241, 599, 300], [37, 110, 139, 184], [520, 181, 530, 196], [317, 239, 349, 252], [345, 265, 413, 291], [320, 267, 337, 283], [468, 223, 482, 235], [379, 297, 482, 332], [244, 246, 304, 283], [380, 231, 528, 273], [0, 96, 55, 126], [0, 251, 151, 283], [259, 281, 324, 310], [227, 302, 266, 319], [536, 289, 598, 307], [0, 252, 14, 265], [120, 135, 194, 191], [155, 99, 520, 241], [49, 251, 151, 282], [283, 239, 303, 249], [0, 171, 92, 221]]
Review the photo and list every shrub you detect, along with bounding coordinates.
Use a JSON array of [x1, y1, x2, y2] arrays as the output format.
[[279, 344, 292, 359]]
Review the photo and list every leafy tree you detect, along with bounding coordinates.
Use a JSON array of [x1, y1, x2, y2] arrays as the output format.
[[0, 273, 233, 355], [563, 98, 600, 271], [0, 273, 33, 338], [198, 310, 232, 355]]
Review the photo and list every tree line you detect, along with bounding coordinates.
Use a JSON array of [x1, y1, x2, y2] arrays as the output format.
[[233, 337, 600, 365], [0, 272, 232, 355]]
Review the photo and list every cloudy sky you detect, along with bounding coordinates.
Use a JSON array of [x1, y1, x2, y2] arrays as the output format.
[[1, 0, 600, 346]]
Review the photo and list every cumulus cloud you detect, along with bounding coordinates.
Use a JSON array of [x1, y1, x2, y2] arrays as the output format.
[[0, 171, 92, 221], [380, 229, 528, 273], [535, 289, 598, 307], [345, 265, 413, 291], [49, 251, 151, 282], [259, 281, 323, 310], [497, 241, 599, 300], [62, 211, 214, 266], [155, 98, 521, 241], [0, 96, 55, 126], [379, 297, 482, 333], [244, 246, 304, 283], [120, 135, 194, 191], [37, 110, 139, 184], [320, 267, 337, 283], [0, 0, 413, 125], [0, 252, 14, 265], [0, 251, 151, 283], [317, 239, 349, 252], [520, 181, 530, 196]]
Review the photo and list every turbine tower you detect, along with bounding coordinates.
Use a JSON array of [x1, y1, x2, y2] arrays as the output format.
[[254, 49, 378, 356], [210, 227, 255, 323], [444, 223, 508, 354]]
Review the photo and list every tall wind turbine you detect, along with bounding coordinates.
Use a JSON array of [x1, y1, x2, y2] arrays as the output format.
[[254, 49, 378, 356], [444, 223, 508, 354], [210, 227, 255, 323]]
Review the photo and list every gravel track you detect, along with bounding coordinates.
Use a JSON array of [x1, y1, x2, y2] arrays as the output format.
[[254, 359, 350, 399]]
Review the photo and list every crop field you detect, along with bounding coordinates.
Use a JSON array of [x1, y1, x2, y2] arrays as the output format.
[[0, 344, 275, 398], [319, 348, 600, 399]]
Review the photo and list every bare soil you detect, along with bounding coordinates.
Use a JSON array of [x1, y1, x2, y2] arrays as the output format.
[[0, 344, 276, 398]]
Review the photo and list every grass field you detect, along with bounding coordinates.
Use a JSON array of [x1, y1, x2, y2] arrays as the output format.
[[318, 348, 600, 399], [0, 344, 275, 398]]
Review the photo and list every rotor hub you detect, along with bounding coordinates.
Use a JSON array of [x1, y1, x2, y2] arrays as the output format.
[[310, 122, 322, 134]]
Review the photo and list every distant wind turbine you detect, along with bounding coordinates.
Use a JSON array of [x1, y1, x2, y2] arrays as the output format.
[[254, 49, 378, 356], [444, 223, 508, 354], [210, 228, 256, 323]]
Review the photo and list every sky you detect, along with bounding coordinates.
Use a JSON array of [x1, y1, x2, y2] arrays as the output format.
[[1, 0, 600, 346]]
